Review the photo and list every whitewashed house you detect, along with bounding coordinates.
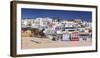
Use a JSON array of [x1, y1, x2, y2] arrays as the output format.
[[21, 19, 34, 28]]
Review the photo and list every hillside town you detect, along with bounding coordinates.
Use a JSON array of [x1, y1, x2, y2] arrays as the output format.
[[21, 17, 92, 41]]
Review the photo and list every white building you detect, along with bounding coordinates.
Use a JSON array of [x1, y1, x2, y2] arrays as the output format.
[[82, 21, 92, 28], [21, 19, 34, 27]]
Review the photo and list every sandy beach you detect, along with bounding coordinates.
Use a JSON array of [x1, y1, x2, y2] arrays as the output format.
[[21, 37, 92, 49]]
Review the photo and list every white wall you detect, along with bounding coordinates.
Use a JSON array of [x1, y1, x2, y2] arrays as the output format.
[[0, 0, 100, 58]]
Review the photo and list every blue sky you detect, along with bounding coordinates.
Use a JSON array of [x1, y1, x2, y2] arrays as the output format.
[[21, 8, 92, 22]]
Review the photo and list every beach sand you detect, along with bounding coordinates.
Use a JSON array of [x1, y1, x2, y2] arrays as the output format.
[[21, 37, 92, 49]]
